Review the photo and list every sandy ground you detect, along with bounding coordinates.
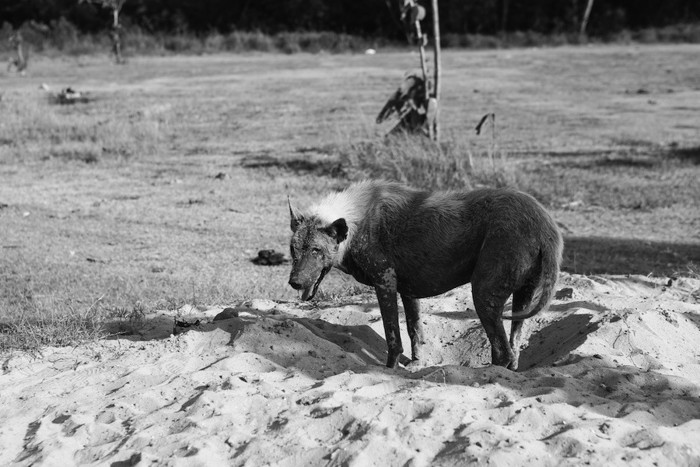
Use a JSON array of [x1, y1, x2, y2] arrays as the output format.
[[2, 273, 700, 466]]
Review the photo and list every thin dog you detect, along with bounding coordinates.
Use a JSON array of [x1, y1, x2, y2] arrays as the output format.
[[288, 180, 563, 370]]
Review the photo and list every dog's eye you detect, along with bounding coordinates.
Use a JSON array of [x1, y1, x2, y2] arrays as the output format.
[[311, 247, 322, 255]]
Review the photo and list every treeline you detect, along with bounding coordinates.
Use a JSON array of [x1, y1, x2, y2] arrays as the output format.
[[2, 0, 699, 38]]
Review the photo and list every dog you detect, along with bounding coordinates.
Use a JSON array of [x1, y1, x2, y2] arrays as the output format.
[[288, 180, 563, 370]]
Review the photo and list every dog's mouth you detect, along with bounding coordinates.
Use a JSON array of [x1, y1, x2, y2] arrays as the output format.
[[301, 268, 330, 301]]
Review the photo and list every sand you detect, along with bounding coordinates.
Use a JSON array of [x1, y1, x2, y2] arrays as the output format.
[[2, 273, 700, 466]]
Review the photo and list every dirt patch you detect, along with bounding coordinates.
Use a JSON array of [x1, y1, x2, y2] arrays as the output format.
[[2, 274, 699, 465]]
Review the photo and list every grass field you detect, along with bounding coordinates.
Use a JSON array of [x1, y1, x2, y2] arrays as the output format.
[[1, 44, 699, 350]]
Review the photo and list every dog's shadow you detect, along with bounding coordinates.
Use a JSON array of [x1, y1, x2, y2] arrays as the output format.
[[518, 312, 600, 370], [107, 299, 606, 375], [206, 312, 396, 371]]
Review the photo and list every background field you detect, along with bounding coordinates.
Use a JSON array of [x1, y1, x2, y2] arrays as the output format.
[[1, 44, 699, 349]]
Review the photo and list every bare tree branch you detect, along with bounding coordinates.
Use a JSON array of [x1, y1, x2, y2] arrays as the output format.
[[580, 0, 595, 35]]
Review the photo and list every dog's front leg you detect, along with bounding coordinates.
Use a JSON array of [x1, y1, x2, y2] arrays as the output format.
[[375, 267, 403, 368], [401, 295, 424, 362]]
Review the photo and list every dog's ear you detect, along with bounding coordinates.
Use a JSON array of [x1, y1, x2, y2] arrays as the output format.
[[324, 218, 348, 244], [288, 197, 303, 232]]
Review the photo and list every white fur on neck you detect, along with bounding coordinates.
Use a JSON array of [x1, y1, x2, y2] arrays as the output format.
[[307, 181, 375, 265]]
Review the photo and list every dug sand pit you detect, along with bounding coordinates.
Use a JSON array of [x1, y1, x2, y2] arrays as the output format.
[[1, 274, 700, 465]]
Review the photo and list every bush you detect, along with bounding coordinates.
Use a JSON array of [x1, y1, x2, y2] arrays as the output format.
[[276, 31, 349, 54], [337, 135, 467, 190], [204, 32, 225, 52], [4, 18, 700, 57], [634, 28, 659, 44], [240, 31, 275, 52], [657, 23, 700, 43], [462, 34, 502, 49], [275, 32, 304, 54], [163, 34, 203, 53], [49, 17, 80, 50], [0, 22, 13, 53], [124, 27, 164, 53], [338, 133, 520, 191]]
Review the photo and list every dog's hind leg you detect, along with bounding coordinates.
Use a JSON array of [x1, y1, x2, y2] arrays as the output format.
[[471, 263, 517, 369], [508, 319, 525, 371], [401, 295, 424, 362], [375, 268, 404, 368], [508, 285, 537, 371], [472, 291, 514, 368]]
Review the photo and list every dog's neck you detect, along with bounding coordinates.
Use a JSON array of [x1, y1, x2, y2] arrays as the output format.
[[306, 180, 418, 266], [307, 182, 376, 265]]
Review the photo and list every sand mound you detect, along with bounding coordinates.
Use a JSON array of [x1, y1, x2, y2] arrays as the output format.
[[2, 274, 699, 465]]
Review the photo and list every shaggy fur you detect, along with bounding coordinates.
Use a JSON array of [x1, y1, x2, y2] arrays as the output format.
[[289, 180, 563, 370]]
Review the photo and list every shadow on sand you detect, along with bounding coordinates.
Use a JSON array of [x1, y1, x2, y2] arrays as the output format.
[[562, 235, 700, 276], [102, 301, 700, 426], [518, 312, 600, 370]]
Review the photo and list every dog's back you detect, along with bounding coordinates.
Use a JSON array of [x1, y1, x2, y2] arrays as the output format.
[[348, 184, 561, 300], [292, 180, 563, 369]]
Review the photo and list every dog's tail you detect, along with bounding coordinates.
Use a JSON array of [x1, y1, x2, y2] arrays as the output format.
[[503, 232, 563, 321]]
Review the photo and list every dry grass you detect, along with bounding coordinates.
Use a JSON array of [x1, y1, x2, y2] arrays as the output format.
[[337, 133, 524, 191], [1, 45, 699, 352], [675, 262, 700, 280], [519, 155, 700, 210], [339, 135, 471, 190], [0, 274, 106, 353], [2, 21, 700, 59], [0, 92, 165, 163]]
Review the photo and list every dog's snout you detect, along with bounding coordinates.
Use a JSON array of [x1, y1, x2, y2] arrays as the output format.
[[288, 278, 303, 290]]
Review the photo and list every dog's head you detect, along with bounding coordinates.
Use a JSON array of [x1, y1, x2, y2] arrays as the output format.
[[288, 200, 347, 301]]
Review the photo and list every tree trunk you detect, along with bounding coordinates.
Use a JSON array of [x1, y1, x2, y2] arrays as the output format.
[[111, 7, 124, 63], [580, 0, 595, 35], [430, 0, 441, 143], [501, 0, 509, 33]]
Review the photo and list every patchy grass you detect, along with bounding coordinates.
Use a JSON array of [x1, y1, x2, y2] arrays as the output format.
[[0, 313, 103, 354], [677, 262, 700, 279], [0, 45, 699, 351], [0, 273, 106, 354], [2, 21, 700, 60], [338, 135, 472, 190], [336, 133, 523, 191], [334, 132, 700, 218], [561, 237, 700, 276], [0, 92, 166, 163], [518, 154, 700, 211]]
